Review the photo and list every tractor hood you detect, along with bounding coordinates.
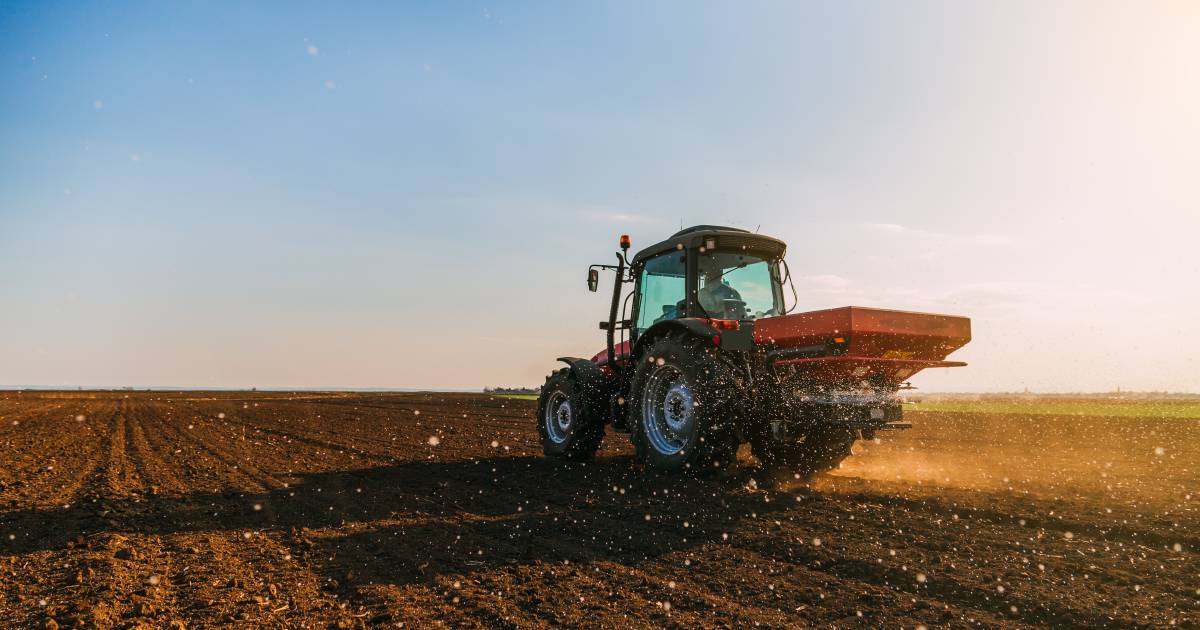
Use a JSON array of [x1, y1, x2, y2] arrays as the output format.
[[754, 306, 970, 383]]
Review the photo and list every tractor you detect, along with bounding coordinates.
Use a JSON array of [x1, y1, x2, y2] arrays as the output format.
[[537, 226, 971, 475]]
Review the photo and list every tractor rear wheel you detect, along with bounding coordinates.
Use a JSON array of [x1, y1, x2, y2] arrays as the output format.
[[751, 426, 856, 477], [537, 369, 605, 459], [628, 334, 740, 473]]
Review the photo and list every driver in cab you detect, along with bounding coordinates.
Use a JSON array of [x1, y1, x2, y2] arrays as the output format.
[[698, 262, 742, 317]]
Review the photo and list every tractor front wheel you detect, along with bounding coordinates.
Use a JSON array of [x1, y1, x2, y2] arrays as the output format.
[[537, 369, 605, 459]]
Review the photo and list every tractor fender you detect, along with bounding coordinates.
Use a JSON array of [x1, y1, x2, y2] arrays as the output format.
[[630, 318, 721, 361], [554, 357, 609, 421], [555, 356, 604, 382]]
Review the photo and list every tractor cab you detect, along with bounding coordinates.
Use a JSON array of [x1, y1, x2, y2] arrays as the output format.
[[629, 225, 789, 332], [587, 226, 793, 367]]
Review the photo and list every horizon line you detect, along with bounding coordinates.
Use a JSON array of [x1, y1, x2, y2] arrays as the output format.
[[2, 386, 1198, 397]]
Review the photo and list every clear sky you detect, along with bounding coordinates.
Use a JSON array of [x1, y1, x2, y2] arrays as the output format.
[[2, 1, 1197, 392]]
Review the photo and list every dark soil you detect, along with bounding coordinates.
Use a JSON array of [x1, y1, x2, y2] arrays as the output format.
[[0, 391, 1194, 628]]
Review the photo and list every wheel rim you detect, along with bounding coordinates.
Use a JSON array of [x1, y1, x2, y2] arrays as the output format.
[[642, 363, 694, 456], [544, 391, 572, 444]]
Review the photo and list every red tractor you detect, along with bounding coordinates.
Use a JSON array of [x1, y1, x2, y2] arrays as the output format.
[[538, 226, 970, 475]]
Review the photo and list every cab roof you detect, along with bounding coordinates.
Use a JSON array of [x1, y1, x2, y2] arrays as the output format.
[[631, 225, 787, 265]]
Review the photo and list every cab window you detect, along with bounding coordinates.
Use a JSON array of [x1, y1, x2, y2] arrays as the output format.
[[697, 251, 781, 320], [635, 254, 686, 333]]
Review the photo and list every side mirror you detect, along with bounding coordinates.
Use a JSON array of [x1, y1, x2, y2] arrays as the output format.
[[587, 268, 599, 292]]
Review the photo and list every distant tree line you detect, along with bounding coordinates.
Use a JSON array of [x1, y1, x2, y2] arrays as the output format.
[[484, 386, 538, 395]]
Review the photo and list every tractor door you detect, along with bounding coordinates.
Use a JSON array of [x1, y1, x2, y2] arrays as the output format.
[[633, 252, 688, 336]]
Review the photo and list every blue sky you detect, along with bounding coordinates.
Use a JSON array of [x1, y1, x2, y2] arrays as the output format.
[[2, 1, 1198, 391]]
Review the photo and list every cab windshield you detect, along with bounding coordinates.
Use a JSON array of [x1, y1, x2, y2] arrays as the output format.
[[697, 251, 781, 320], [634, 253, 686, 333]]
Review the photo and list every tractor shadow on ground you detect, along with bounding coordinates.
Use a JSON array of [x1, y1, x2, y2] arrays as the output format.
[[0, 454, 803, 589], [5, 455, 1163, 629]]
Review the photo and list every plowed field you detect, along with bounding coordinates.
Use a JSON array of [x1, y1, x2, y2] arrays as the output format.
[[0, 391, 1194, 628]]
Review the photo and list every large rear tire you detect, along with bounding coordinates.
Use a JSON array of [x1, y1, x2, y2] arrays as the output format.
[[627, 334, 740, 473], [751, 426, 856, 477], [537, 369, 605, 459]]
